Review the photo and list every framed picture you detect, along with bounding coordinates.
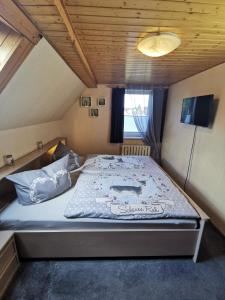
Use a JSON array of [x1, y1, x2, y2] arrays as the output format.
[[80, 96, 92, 107], [97, 97, 106, 106], [89, 108, 99, 117]]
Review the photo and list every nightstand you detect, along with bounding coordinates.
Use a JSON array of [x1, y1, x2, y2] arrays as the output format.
[[0, 231, 19, 299]]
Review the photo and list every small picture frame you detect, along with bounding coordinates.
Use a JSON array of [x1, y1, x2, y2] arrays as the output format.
[[80, 96, 92, 107], [97, 97, 106, 106], [89, 108, 99, 117]]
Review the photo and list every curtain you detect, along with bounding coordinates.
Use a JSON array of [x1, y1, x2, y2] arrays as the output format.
[[110, 88, 125, 143], [129, 87, 168, 163]]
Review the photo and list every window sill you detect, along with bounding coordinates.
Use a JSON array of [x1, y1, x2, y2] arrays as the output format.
[[123, 136, 143, 140], [123, 132, 143, 140]]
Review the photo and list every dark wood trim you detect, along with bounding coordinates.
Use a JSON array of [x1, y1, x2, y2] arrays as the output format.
[[0, 0, 40, 44]]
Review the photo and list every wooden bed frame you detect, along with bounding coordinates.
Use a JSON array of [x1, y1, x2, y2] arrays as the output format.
[[0, 138, 209, 262]]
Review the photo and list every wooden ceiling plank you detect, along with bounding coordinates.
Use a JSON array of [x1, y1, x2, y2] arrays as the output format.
[[48, 34, 225, 43], [18, 0, 225, 16], [30, 12, 225, 29], [38, 23, 67, 30], [32, 14, 225, 28], [0, 0, 40, 44], [63, 0, 225, 11], [44, 30, 69, 36], [24, 5, 59, 15], [63, 6, 225, 22], [88, 58, 224, 63], [18, 0, 54, 4], [69, 15, 225, 27], [36, 21, 225, 37], [72, 37, 225, 45], [74, 30, 225, 40], [22, 3, 225, 18], [73, 22, 225, 35], [18, 0, 225, 7], [54, 0, 96, 87]]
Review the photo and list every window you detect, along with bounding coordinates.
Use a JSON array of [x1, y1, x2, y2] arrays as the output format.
[[0, 1, 40, 92], [0, 22, 21, 71], [0, 21, 33, 92], [124, 90, 151, 138]]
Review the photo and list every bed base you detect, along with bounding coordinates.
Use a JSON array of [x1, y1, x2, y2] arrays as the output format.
[[14, 220, 206, 262]]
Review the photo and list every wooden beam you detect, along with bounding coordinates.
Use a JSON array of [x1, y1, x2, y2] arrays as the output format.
[[0, 0, 40, 44], [54, 0, 96, 87]]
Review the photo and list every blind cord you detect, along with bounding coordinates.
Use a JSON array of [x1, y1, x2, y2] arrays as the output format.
[[183, 125, 197, 191]]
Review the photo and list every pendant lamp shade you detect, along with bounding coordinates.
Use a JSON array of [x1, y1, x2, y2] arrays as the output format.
[[137, 32, 181, 57]]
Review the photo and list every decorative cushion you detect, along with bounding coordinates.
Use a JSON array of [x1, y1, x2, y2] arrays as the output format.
[[53, 142, 80, 171], [6, 155, 71, 205]]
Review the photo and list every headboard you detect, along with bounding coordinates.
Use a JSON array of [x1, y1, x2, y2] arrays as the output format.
[[0, 137, 66, 211]]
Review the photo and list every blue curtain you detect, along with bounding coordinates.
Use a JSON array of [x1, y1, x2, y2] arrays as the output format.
[[129, 88, 168, 163], [145, 88, 168, 162], [110, 88, 125, 143]]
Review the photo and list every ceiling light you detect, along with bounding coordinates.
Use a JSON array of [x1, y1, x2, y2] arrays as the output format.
[[137, 32, 181, 57]]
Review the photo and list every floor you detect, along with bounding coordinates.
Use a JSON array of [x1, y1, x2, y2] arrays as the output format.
[[4, 222, 225, 300]]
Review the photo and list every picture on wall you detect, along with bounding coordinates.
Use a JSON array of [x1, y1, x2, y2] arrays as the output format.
[[80, 96, 92, 107], [90, 108, 99, 117], [97, 97, 106, 106]]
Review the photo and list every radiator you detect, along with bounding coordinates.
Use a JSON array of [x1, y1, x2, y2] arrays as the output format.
[[121, 144, 151, 156]]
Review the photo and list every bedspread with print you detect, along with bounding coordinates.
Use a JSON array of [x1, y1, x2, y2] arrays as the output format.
[[64, 155, 199, 220]]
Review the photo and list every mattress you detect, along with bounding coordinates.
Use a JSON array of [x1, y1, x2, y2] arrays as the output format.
[[0, 185, 198, 230]]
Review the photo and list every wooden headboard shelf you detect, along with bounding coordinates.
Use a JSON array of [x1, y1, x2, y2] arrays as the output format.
[[0, 137, 65, 181]]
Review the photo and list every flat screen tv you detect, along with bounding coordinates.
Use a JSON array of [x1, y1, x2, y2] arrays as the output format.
[[180, 94, 213, 127]]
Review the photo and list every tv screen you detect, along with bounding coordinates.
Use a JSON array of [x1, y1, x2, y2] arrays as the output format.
[[180, 94, 213, 127]]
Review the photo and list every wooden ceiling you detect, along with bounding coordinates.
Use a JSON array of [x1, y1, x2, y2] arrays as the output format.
[[14, 0, 225, 87]]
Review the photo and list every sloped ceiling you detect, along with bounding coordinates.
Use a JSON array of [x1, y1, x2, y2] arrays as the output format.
[[0, 37, 86, 130]]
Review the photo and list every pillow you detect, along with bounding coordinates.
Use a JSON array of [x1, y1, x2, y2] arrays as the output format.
[[6, 155, 71, 205], [53, 142, 80, 171]]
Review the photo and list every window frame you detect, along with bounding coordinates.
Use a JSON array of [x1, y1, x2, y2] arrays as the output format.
[[0, 34, 33, 93], [0, 0, 40, 93]]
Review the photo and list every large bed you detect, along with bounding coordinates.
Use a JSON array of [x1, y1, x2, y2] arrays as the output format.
[[0, 153, 208, 262]]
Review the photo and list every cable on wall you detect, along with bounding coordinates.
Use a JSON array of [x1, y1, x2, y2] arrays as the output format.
[[183, 125, 197, 191]]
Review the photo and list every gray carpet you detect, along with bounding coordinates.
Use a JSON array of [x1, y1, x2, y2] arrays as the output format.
[[4, 222, 225, 300]]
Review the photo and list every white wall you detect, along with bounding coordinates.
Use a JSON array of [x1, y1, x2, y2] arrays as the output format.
[[0, 38, 86, 130], [0, 120, 62, 167], [162, 62, 225, 235], [62, 85, 121, 155]]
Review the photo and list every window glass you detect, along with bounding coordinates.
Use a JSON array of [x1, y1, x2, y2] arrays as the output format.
[[0, 22, 21, 72], [124, 93, 149, 138]]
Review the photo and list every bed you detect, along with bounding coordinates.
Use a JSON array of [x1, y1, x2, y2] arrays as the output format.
[[0, 153, 208, 262], [0, 189, 198, 230]]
